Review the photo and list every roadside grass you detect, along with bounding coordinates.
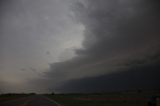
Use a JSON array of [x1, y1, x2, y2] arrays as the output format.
[[0, 93, 35, 102], [47, 93, 148, 106]]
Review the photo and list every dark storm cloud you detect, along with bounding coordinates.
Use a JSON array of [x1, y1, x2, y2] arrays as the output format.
[[0, 0, 9, 5], [57, 63, 160, 93], [35, 0, 160, 93], [57, 53, 160, 93], [74, 0, 160, 56]]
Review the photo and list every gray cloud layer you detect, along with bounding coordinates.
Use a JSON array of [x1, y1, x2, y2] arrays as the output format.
[[37, 0, 160, 93], [0, 0, 84, 93], [1, 0, 160, 93]]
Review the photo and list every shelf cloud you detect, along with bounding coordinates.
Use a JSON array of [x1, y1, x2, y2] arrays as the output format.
[[0, 0, 160, 93]]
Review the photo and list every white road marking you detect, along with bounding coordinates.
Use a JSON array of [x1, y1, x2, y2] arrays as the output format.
[[43, 96, 62, 106]]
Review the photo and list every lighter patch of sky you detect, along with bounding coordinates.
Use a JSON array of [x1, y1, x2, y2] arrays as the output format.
[[0, 0, 84, 92]]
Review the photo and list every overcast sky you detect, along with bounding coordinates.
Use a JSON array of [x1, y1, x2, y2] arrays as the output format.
[[0, 0, 160, 93]]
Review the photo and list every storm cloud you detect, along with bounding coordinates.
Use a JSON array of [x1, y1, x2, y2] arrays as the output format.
[[0, 0, 160, 93], [0, 0, 84, 93], [40, 0, 160, 93]]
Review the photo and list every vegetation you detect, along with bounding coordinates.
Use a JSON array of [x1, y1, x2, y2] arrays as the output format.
[[47, 91, 160, 106], [0, 93, 35, 102]]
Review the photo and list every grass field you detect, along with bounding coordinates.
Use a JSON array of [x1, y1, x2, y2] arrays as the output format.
[[47, 91, 160, 106], [0, 93, 35, 103]]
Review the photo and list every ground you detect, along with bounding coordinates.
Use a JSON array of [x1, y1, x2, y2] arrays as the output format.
[[47, 90, 160, 106]]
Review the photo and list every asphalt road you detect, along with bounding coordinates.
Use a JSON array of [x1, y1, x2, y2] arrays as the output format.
[[0, 95, 61, 106]]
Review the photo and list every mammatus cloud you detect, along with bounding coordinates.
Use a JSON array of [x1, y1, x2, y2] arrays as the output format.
[[34, 0, 160, 93]]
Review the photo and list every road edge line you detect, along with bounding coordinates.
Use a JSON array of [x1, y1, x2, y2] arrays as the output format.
[[43, 96, 62, 106]]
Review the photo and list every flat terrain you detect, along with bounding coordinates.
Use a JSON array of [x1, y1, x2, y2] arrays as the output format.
[[0, 94, 29, 103], [48, 91, 160, 106], [0, 90, 160, 106], [0, 95, 60, 106]]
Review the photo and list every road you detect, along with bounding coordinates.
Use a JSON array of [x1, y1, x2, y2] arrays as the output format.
[[0, 95, 61, 106]]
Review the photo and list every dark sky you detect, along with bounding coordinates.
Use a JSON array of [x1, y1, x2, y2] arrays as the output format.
[[0, 0, 160, 93]]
